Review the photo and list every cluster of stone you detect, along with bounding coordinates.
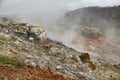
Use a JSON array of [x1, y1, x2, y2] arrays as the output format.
[[0, 17, 47, 42]]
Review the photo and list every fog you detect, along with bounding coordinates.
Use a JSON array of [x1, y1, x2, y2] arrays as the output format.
[[68, 0, 120, 10], [0, 0, 120, 21], [0, 0, 120, 51]]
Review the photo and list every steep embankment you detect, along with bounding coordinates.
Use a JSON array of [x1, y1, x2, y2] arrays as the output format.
[[0, 17, 120, 80]]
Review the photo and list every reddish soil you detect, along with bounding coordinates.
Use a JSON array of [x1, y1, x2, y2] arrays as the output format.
[[0, 65, 77, 80]]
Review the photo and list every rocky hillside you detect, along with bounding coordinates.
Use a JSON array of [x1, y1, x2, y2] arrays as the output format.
[[61, 6, 120, 42], [72, 26, 120, 64], [64, 6, 120, 27], [0, 17, 120, 80]]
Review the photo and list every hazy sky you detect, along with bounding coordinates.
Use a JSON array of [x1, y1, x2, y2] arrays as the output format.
[[1, 0, 120, 13], [68, 0, 120, 10], [0, 0, 120, 21]]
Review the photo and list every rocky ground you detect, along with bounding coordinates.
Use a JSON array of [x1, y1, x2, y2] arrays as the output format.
[[0, 65, 75, 80], [72, 26, 120, 65], [0, 17, 120, 80]]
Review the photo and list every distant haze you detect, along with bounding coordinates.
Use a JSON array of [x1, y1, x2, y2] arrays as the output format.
[[0, 0, 120, 21], [68, 0, 120, 10]]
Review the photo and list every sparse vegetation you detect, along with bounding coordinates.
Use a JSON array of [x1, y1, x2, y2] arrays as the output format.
[[79, 26, 101, 38], [0, 56, 22, 66]]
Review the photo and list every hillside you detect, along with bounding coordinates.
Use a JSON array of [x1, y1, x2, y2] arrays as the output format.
[[64, 6, 120, 27], [72, 26, 120, 64], [61, 6, 120, 42], [0, 17, 120, 80]]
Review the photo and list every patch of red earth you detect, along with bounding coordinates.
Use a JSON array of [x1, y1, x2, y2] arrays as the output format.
[[0, 65, 77, 80], [72, 34, 120, 51], [83, 36, 120, 51]]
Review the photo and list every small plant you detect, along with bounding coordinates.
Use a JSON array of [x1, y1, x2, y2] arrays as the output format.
[[0, 56, 22, 66]]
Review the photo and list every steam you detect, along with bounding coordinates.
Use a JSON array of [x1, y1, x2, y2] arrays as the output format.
[[0, 0, 120, 50], [0, 0, 120, 19], [0, 0, 68, 22]]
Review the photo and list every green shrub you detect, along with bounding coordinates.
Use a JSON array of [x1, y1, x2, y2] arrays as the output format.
[[0, 56, 22, 66]]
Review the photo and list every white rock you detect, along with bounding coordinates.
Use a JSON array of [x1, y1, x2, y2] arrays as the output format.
[[56, 65, 62, 69], [26, 55, 33, 59], [14, 40, 20, 44], [28, 37, 34, 41], [28, 25, 47, 41], [25, 60, 36, 67], [30, 62, 37, 67]]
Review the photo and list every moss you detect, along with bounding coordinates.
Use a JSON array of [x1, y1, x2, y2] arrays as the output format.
[[79, 26, 101, 38], [0, 56, 22, 66]]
